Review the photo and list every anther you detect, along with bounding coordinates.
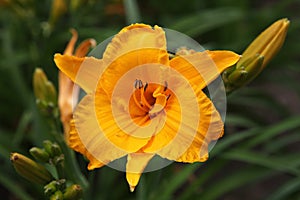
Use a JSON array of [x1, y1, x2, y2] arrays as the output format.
[[166, 94, 171, 100], [164, 81, 168, 91], [134, 79, 143, 89], [144, 82, 148, 91]]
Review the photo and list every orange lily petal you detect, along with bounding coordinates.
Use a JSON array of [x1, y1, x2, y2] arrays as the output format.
[[175, 88, 224, 163], [161, 92, 223, 162], [58, 29, 79, 136], [100, 24, 169, 97], [103, 24, 167, 63], [74, 38, 97, 57], [68, 119, 105, 169], [143, 85, 223, 162], [63, 29, 78, 56], [100, 48, 169, 98], [126, 153, 155, 192], [58, 71, 79, 137], [94, 87, 152, 152], [54, 54, 104, 93], [72, 93, 128, 167], [170, 50, 240, 89]]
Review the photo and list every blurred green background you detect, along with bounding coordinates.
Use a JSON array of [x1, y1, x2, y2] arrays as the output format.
[[1, 0, 300, 199]]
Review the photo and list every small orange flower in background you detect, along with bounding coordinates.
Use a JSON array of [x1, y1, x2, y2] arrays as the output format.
[[58, 29, 96, 138], [54, 24, 240, 191]]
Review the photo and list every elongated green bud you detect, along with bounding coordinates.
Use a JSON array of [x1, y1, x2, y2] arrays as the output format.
[[222, 18, 289, 93], [48, 0, 67, 27], [63, 184, 83, 200], [44, 181, 58, 196], [33, 68, 57, 105], [43, 140, 63, 158], [10, 153, 53, 185], [29, 147, 50, 163], [50, 190, 64, 200], [51, 143, 62, 156], [43, 140, 54, 157], [229, 54, 264, 84], [55, 179, 66, 191], [44, 179, 66, 197], [239, 18, 289, 69], [223, 54, 264, 93]]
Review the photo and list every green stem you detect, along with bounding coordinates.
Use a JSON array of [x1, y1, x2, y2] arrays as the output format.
[[55, 160, 65, 180], [50, 117, 89, 190]]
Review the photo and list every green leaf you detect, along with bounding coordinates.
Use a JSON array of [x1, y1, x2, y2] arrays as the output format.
[[225, 113, 259, 128], [211, 128, 260, 156], [149, 163, 201, 200], [268, 177, 300, 200], [243, 116, 300, 148], [222, 150, 300, 176], [167, 7, 243, 37], [263, 131, 300, 153], [199, 166, 274, 199], [13, 111, 32, 147], [177, 159, 227, 200]]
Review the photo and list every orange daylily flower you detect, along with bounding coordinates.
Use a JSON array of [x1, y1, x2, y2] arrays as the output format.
[[54, 24, 240, 191], [58, 29, 96, 137]]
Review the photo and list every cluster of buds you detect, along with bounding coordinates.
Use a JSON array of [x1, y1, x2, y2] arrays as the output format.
[[222, 18, 289, 93], [30, 140, 64, 168], [11, 141, 82, 200], [44, 180, 82, 200]]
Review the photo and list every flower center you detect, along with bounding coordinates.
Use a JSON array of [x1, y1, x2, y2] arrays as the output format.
[[130, 80, 171, 123]]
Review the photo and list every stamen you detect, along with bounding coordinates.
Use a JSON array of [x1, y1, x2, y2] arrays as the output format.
[[166, 94, 171, 100], [132, 91, 148, 112], [134, 79, 138, 88], [144, 82, 148, 91], [134, 79, 143, 89], [140, 88, 152, 109], [164, 81, 168, 91], [131, 115, 150, 126]]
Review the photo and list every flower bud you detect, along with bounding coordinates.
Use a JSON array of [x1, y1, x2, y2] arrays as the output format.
[[70, 0, 89, 12], [43, 140, 63, 158], [56, 179, 66, 191], [10, 153, 53, 185], [43, 140, 55, 157], [48, 0, 67, 27], [29, 147, 50, 163], [44, 179, 66, 196], [44, 181, 58, 196], [33, 68, 57, 106], [51, 143, 62, 157], [52, 154, 65, 166], [50, 191, 64, 200], [223, 18, 289, 93], [63, 184, 83, 200], [239, 18, 289, 69]]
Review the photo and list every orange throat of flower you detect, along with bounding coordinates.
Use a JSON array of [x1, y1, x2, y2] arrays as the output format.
[[129, 80, 171, 126]]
